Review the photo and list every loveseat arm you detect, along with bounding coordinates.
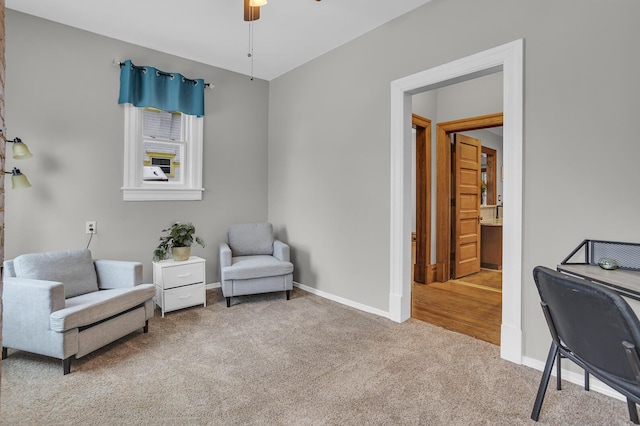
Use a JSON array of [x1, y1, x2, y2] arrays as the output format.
[[2, 277, 66, 333], [273, 240, 290, 262], [220, 243, 232, 268], [94, 260, 143, 289]]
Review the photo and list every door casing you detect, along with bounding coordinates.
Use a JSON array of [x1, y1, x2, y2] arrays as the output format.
[[436, 113, 503, 282], [413, 114, 431, 284], [389, 39, 523, 364]]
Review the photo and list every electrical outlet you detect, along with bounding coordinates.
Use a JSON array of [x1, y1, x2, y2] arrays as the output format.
[[86, 221, 97, 234]]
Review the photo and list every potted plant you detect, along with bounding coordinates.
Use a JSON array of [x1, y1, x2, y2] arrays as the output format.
[[154, 222, 205, 261], [480, 181, 487, 205]]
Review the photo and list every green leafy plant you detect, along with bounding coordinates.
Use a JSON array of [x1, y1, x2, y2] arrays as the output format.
[[154, 222, 205, 261]]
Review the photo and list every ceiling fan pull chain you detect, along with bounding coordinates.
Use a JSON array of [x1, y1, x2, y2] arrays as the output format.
[[248, 20, 254, 80]]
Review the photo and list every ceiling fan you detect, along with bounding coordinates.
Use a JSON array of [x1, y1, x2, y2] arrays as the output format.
[[243, 0, 264, 22], [244, 0, 321, 22], [242, 0, 321, 80]]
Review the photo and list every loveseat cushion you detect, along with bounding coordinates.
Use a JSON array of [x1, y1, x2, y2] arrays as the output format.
[[50, 284, 155, 332], [223, 255, 293, 281], [228, 223, 274, 256], [13, 249, 99, 299]]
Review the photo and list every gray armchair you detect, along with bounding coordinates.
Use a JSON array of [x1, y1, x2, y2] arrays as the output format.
[[2, 249, 155, 374], [219, 223, 294, 307]]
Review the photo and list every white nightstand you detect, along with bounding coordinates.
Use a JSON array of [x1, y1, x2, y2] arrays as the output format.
[[153, 256, 206, 317]]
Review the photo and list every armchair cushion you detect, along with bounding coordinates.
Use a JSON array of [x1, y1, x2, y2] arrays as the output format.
[[13, 249, 98, 299], [228, 223, 274, 256], [223, 255, 293, 281], [50, 284, 155, 332]]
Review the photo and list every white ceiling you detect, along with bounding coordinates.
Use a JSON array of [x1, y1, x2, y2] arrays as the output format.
[[7, 0, 433, 81]]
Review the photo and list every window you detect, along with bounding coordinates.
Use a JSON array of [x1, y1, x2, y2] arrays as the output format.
[[122, 105, 203, 201]]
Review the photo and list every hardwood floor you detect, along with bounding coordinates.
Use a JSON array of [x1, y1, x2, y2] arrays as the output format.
[[411, 269, 502, 346]]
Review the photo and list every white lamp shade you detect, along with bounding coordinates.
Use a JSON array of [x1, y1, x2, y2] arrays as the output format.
[[12, 140, 33, 159], [10, 168, 31, 189], [249, 0, 267, 6]]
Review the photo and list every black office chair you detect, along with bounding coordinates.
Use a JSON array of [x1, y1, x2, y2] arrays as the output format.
[[531, 266, 640, 423]]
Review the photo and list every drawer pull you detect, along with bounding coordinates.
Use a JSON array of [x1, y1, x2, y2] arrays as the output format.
[[179, 294, 192, 299], [178, 273, 192, 278]]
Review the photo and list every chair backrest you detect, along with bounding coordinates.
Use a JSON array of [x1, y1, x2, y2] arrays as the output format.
[[227, 223, 274, 257], [9, 249, 99, 298], [533, 266, 640, 382]]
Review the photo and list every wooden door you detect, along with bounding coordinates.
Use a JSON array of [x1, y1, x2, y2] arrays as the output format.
[[452, 134, 481, 279]]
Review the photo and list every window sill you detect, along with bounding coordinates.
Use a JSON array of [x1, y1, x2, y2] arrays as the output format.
[[122, 187, 204, 201]]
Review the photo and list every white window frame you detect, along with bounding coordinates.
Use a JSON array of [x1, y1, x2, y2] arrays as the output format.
[[122, 104, 204, 201]]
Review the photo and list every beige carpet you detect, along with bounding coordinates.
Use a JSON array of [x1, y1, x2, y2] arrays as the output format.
[[0, 288, 632, 425]]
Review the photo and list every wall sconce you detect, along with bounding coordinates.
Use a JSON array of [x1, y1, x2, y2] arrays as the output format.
[[6, 137, 33, 159], [5, 167, 31, 189], [249, 0, 267, 6], [1, 130, 34, 190]]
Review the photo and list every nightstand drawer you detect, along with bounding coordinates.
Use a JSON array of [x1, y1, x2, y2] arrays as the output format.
[[162, 263, 204, 289], [163, 283, 206, 312]]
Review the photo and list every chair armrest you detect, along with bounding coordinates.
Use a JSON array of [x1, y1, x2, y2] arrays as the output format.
[[273, 240, 290, 262], [2, 277, 66, 329], [94, 260, 143, 289], [220, 243, 232, 268]]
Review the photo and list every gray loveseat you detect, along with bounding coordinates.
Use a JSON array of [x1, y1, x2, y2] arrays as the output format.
[[2, 248, 155, 374], [220, 223, 294, 307]]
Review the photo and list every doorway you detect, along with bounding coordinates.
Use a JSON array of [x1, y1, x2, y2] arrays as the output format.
[[436, 113, 503, 282], [389, 39, 523, 363], [412, 113, 504, 346]]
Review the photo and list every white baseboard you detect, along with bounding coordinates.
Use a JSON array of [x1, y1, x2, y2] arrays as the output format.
[[293, 281, 390, 319], [522, 355, 625, 402], [207, 280, 389, 318], [500, 323, 523, 364]]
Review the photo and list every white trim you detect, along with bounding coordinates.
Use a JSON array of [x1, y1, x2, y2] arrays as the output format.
[[122, 187, 204, 201], [294, 282, 390, 319], [122, 104, 204, 201], [522, 355, 626, 402], [389, 39, 524, 364], [206, 280, 389, 317]]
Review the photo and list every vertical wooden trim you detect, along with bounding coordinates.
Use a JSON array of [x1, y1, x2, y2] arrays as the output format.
[[435, 125, 450, 282], [0, 0, 6, 392], [436, 113, 503, 282], [426, 264, 438, 284], [482, 146, 497, 206], [412, 114, 431, 284]]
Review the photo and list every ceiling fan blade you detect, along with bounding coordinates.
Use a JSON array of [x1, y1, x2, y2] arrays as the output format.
[[244, 0, 260, 21]]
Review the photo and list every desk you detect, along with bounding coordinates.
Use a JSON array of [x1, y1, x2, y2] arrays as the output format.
[[557, 264, 640, 301]]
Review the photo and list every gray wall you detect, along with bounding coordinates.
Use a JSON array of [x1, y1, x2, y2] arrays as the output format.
[[268, 0, 640, 366], [7, 0, 640, 370], [5, 10, 270, 284]]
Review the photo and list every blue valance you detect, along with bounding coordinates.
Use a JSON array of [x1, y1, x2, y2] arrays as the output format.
[[118, 60, 205, 117]]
